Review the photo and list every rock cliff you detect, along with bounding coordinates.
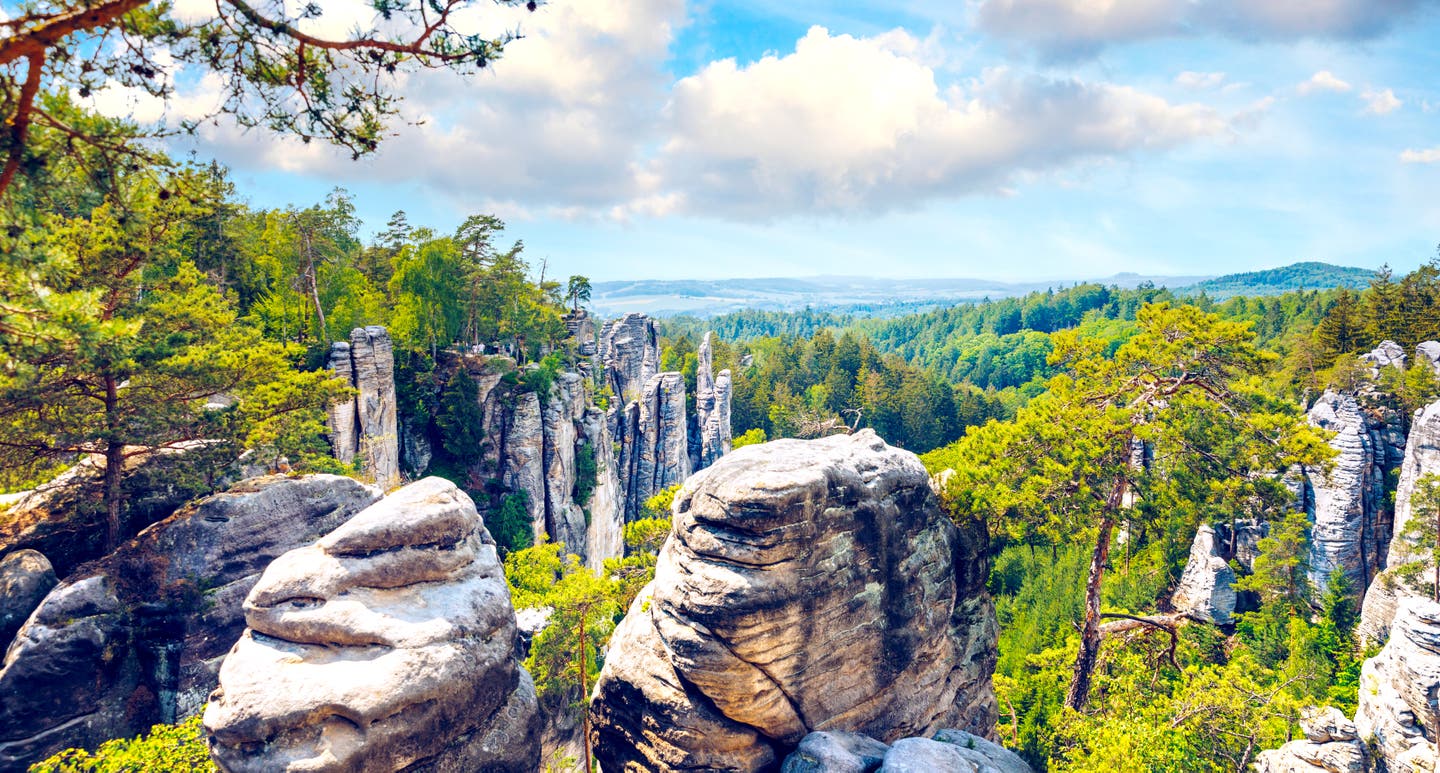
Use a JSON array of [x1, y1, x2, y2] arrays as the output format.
[[1355, 597, 1440, 770], [694, 331, 734, 471], [599, 313, 660, 405], [203, 477, 539, 773], [589, 430, 999, 771], [327, 327, 400, 489], [1304, 389, 1405, 600], [0, 475, 380, 772], [1361, 396, 1440, 642], [0, 550, 55, 652], [615, 371, 692, 521]]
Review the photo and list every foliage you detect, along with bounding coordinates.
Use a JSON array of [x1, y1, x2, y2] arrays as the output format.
[[435, 368, 485, 466], [30, 715, 214, 772], [574, 445, 598, 507], [1398, 472, 1440, 602], [492, 491, 535, 555], [731, 427, 767, 448]]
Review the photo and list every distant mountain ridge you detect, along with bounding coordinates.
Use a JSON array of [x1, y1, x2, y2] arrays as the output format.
[[1178, 261, 1377, 299], [589, 262, 1375, 317]]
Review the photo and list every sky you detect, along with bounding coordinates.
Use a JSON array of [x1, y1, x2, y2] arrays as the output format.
[[103, 0, 1440, 281]]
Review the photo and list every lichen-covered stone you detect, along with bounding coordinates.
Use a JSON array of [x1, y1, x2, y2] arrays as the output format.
[[203, 477, 538, 773], [590, 431, 999, 771]]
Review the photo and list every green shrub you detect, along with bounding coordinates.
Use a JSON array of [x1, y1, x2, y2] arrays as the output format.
[[492, 491, 535, 554], [31, 716, 215, 772], [574, 445, 597, 506]]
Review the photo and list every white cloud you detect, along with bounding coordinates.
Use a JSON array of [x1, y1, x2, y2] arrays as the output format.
[[1400, 147, 1440, 163], [1176, 71, 1226, 90], [1363, 87, 1403, 114], [190, 9, 1235, 221], [1298, 70, 1352, 94], [976, 0, 1434, 57], [644, 26, 1227, 218]]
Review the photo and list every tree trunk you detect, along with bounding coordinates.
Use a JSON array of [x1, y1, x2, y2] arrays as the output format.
[[1067, 512, 1115, 711], [579, 610, 592, 773], [103, 375, 124, 553]]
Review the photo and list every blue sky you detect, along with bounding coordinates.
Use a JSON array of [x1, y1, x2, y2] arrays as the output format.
[[163, 0, 1440, 282]]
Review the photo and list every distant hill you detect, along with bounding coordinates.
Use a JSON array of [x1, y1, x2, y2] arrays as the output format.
[[1178, 262, 1376, 299]]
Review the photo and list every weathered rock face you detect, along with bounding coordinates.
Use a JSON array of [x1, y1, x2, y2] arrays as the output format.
[[599, 312, 660, 405], [0, 476, 380, 773], [566, 310, 598, 358], [1361, 397, 1440, 642], [1355, 597, 1440, 771], [203, 477, 539, 773], [0, 447, 225, 578], [582, 406, 624, 569], [590, 431, 999, 771], [1305, 390, 1402, 600], [502, 388, 548, 546], [1171, 524, 1238, 624], [694, 331, 734, 472], [0, 550, 55, 651], [543, 373, 590, 557], [326, 341, 358, 465], [615, 371, 692, 520], [1254, 707, 1368, 773], [327, 327, 400, 489]]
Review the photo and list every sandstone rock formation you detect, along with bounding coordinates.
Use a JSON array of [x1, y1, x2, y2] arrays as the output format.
[[694, 331, 734, 471], [1171, 524, 1238, 624], [1304, 390, 1403, 599], [1355, 597, 1440, 770], [590, 431, 999, 771], [582, 406, 624, 569], [1361, 396, 1440, 642], [565, 309, 598, 358], [615, 371, 692, 521], [1254, 707, 1367, 773], [1416, 341, 1440, 373], [0, 475, 379, 772], [0, 550, 55, 651], [203, 477, 539, 773], [599, 312, 660, 405], [1361, 340, 1408, 375], [0, 446, 221, 578], [543, 372, 591, 556], [327, 327, 400, 489]]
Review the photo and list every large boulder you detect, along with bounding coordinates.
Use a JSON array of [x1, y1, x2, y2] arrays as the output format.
[[0, 475, 380, 772], [1254, 706, 1367, 773], [1361, 340, 1408, 375], [1355, 597, 1440, 770], [0, 550, 55, 652], [1171, 524, 1238, 624], [203, 477, 539, 773], [590, 430, 999, 771]]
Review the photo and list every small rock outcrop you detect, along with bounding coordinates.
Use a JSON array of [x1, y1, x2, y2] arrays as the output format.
[[204, 477, 539, 773], [1416, 341, 1440, 373], [1304, 390, 1402, 600], [327, 326, 400, 489], [1254, 707, 1367, 773], [782, 729, 1032, 773], [1355, 597, 1440, 770], [1171, 524, 1238, 624], [0, 550, 55, 651], [694, 331, 734, 471], [0, 476, 380, 772], [615, 371, 692, 520], [590, 431, 999, 771], [1361, 340, 1408, 375]]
